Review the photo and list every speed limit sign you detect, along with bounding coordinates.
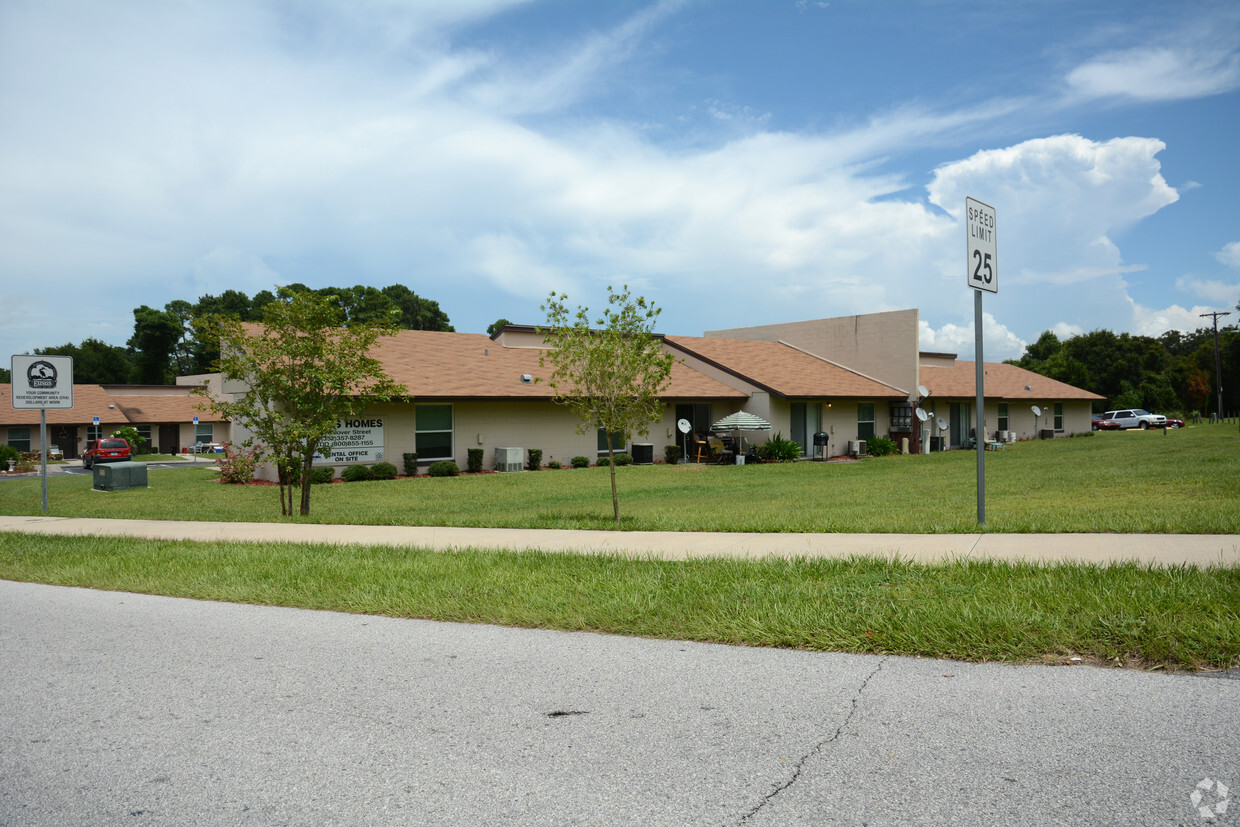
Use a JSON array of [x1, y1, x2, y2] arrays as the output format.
[[966, 197, 997, 293]]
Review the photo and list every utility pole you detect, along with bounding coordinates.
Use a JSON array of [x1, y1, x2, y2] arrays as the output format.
[[1199, 310, 1231, 421]]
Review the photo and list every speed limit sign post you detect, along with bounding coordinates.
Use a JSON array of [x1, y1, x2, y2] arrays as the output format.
[[966, 196, 996, 526]]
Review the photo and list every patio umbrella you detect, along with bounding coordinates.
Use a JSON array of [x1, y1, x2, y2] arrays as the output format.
[[710, 411, 772, 456]]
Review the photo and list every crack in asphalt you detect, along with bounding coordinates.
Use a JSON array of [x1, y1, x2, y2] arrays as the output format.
[[737, 656, 889, 825]]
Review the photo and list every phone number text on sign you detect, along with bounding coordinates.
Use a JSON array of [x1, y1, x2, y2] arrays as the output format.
[[320, 418, 384, 463]]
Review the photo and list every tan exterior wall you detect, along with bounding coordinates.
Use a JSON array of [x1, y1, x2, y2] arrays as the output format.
[[706, 309, 919, 398]]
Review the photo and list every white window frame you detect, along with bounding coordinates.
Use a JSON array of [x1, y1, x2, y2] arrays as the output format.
[[415, 404, 454, 461]]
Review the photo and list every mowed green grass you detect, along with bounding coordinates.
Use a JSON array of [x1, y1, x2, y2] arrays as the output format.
[[1, 424, 1237, 533], [1, 532, 1236, 671]]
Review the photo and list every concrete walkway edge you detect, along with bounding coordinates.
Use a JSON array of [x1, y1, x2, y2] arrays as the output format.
[[1, 515, 1237, 567]]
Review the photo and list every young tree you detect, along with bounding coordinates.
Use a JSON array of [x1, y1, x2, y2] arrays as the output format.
[[195, 288, 406, 517], [538, 285, 675, 524]]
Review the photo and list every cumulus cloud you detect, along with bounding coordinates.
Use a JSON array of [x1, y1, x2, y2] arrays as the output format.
[[1175, 274, 1240, 305], [919, 315, 1027, 362]]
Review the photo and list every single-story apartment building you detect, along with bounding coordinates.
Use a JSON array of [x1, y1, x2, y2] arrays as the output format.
[[0, 382, 228, 458], [199, 308, 1103, 476]]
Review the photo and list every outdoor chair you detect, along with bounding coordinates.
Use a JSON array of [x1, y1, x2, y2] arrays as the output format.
[[707, 435, 733, 464], [690, 433, 710, 463]]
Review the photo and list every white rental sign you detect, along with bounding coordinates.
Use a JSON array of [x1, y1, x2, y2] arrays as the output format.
[[318, 418, 385, 463], [966, 196, 997, 294], [10, 355, 74, 409]]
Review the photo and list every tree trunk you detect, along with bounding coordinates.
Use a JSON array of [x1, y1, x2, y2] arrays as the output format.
[[607, 438, 619, 524], [299, 450, 314, 516]]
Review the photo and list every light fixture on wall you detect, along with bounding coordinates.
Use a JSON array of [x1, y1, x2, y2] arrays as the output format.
[[520, 374, 532, 383]]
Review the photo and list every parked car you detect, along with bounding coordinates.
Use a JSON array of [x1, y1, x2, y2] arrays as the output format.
[[1098, 409, 1167, 430], [82, 438, 132, 469], [1092, 415, 1121, 431], [1164, 418, 1185, 429]]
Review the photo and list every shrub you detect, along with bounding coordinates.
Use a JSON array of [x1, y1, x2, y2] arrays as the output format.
[[664, 445, 679, 465], [527, 449, 543, 470], [570, 456, 590, 468], [310, 466, 335, 484], [866, 435, 898, 457], [402, 452, 418, 476], [467, 448, 484, 473], [428, 460, 460, 477], [217, 442, 261, 484], [547, 460, 562, 469], [341, 464, 373, 482], [596, 456, 610, 467], [110, 425, 147, 453], [757, 432, 802, 463], [613, 452, 633, 466], [371, 461, 398, 480], [0, 444, 19, 470]]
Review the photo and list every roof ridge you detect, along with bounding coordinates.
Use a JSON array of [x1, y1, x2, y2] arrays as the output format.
[[775, 340, 908, 396]]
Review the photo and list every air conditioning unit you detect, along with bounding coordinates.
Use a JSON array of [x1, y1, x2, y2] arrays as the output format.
[[848, 440, 866, 458], [1003, 431, 1016, 443], [495, 446, 524, 472]]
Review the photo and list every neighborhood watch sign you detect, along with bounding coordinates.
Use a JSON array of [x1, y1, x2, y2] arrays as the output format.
[[315, 418, 385, 463]]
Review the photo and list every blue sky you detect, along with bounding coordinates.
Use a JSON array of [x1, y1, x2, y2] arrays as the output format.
[[2, 0, 1238, 365]]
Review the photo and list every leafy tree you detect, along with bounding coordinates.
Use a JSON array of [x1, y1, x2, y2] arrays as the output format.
[[35, 339, 134, 384], [538, 285, 675, 524], [0, 367, 10, 383], [194, 288, 406, 516], [128, 305, 183, 383], [487, 318, 512, 337], [110, 425, 147, 453], [380, 284, 454, 331]]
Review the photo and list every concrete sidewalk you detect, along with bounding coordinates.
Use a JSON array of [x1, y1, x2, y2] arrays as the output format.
[[1, 515, 1237, 567]]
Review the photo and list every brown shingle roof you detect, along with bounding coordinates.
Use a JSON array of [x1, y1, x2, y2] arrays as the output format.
[[0, 384, 225, 425], [370, 330, 745, 400], [663, 336, 906, 399], [919, 362, 1104, 400]]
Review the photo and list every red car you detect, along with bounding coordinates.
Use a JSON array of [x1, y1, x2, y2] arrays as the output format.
[[82, 438, 132, 469], [1165, 418, 1185, 429], [1092, 416, 1121, 431]]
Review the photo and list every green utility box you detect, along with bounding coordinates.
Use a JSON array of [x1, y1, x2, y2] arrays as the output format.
[[93, 461, 148, 492]]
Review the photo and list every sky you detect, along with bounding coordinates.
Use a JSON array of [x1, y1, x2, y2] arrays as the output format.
[[2, 0, 1238, 366]]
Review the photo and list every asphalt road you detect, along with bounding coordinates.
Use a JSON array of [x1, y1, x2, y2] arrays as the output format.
[[2, 581, 1236, 826]]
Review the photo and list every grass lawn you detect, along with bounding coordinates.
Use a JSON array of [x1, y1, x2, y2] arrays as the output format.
[[1, 533, 1236, 671], [1, 423, 1237, 533]]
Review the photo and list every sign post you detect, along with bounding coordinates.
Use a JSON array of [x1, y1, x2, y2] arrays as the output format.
[[11, 355, 74, 513], [192, 416, 199, 465], [966, 197, 997, 525]]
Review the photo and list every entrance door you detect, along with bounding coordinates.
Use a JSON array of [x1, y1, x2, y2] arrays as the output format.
[[949, 403, 970, 448], [159, 424, 179, 456], [54, 426, 78, 459]]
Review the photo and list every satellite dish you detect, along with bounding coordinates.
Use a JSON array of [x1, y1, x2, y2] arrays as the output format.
[[1031, 405, 1042, 417], [936, 417, 948, 432], [915, 408, 930, 422], [917, 385, 929, 399], [676, 418, 692, 434]]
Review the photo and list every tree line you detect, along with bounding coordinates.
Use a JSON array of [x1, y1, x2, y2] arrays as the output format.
[[8, 284, 453, 385], [1008, 319, 1240, 416]]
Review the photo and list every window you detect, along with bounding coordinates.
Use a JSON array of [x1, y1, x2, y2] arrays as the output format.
[[415, 405, 453, 460], [135, 425, 151, 450], [195, 423, 214, 444], [1054, 403, 1063, 431], [857, 402, 875, 441], [889, 402, 912, 431], [998, 403, 1009, 432], [87, 424, 102, 441], [7, 427, 31, 452], [597, 428, 627, 454]]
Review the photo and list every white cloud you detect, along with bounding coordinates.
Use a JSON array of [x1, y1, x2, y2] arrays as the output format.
[[1066, 43, 1240, 102], [1175, 274, 1240, 305], [1129, 298, 1228, 337], [1216, 241, 1240, 269], [918, 315, 1027, 362]]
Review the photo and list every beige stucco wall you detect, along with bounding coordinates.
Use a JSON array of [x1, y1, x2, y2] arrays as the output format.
[[917, 398, 1094, 445], [706, 309, 919, 398]]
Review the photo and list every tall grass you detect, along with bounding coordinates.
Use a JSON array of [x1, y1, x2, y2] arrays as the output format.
[[1, 532, 1235, 670]]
